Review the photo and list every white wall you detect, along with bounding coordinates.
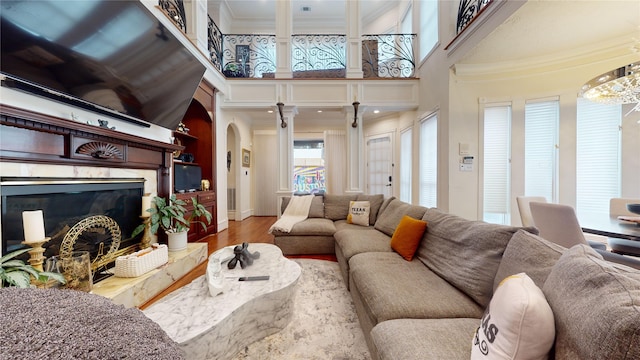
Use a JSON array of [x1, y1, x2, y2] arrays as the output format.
[[413, 1, 640, 222], [0, 85, 173, 143], [447, 60, 640, 222], [377, 0, 640, 222], [217, 108, 255, 226]]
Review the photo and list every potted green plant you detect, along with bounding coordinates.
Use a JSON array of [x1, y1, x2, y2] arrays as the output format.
[[223, 62, 246, 78], [133, 194, 212, 251], [0, 248, 66, 288]]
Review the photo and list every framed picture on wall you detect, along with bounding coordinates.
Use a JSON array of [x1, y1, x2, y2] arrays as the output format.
[[236, 45, 250, 62], [242, 148, 251, 167]]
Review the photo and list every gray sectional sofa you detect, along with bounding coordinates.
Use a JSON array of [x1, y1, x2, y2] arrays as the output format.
[[274, 195, 640, 359]]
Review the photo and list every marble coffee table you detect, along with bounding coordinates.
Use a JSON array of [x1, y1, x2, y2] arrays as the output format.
[[143, 243, 301, 360]]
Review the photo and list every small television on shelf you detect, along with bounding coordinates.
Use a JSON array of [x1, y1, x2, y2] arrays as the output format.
[[174, 164, 202, 193]]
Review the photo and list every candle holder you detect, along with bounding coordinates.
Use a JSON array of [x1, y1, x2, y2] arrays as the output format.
[[21, 237, 50, 272], [140, 216, 153, 249]]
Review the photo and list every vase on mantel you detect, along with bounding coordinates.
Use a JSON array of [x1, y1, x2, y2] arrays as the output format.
[[167, 231, 188, 252]]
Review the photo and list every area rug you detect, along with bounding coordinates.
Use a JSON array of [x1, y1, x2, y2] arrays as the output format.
[[231, 259, 370, 360]]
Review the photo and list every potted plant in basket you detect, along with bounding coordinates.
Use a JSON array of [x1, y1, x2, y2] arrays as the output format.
[[0, 248, 66, 288], [132, 194, 212, 251]]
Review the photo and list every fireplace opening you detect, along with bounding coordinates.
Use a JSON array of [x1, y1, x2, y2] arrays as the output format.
[[1, 177, 145, 281]]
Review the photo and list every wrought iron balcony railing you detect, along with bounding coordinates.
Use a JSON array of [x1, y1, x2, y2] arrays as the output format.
[[215, 33, 416, 79], [207, 15, 223, 72], [159, 0, 186, 32], [291, 34, 347, 78], [221, 35, 277, 78], [457, 0, 493, 34], [362, 34, 416, 78], [162, 0, 416, 79]]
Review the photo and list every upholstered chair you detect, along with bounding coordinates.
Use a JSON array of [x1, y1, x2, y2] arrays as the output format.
[[516, 196, 547, 227]]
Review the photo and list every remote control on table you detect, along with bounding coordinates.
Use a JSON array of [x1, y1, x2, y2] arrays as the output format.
[[238, 276, 270, 281]]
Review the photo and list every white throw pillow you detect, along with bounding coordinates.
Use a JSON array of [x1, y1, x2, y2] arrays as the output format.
[[347, 201, 370, 226], [471, 273, 555, 360]]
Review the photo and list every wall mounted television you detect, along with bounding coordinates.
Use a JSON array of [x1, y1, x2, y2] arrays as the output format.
[[0, 0, 206, 130]]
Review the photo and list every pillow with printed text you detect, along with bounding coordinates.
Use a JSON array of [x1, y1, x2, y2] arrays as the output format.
[[347, 201, 370, 226]]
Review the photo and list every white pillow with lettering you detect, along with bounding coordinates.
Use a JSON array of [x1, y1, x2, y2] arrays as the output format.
[[471, 273, 555, 360], [347, 201, 370, 226]]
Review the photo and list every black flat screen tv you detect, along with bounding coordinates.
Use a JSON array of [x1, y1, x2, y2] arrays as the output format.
[[174, 164, 202, 193], [0, 0, 206, 130]]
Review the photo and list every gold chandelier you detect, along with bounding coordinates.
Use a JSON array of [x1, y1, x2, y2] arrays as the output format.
[[581, 63, 640, 114]]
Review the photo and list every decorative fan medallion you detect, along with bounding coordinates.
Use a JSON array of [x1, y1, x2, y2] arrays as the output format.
[[76, 141, 124, 159], [60, 215, 122, 271]]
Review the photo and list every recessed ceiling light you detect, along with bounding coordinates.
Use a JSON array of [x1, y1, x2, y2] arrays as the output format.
[[373, 110, 380, 114], [317, 110, 323, 113], [268, 110, 274, 113]]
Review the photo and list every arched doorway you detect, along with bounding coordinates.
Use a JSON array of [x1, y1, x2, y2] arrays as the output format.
[[226, 123, 241, 221]]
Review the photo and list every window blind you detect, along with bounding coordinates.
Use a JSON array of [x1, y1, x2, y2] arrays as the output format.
[[419, 115, 437, 207], [483, 106, 511, 224], [576, 98, 621, 214], [525, 100, 559, 202]]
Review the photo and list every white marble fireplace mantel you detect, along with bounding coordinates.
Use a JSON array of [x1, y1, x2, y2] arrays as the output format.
[[92, 243, 207, 308]]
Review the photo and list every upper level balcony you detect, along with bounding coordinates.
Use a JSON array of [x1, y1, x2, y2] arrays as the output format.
[[215, 32, 417, 79], [153, 0, 501, 116], [160, 0, 417, 80]]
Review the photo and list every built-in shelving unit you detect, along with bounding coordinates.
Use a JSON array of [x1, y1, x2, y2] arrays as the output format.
[[172, 81, 218, 241]]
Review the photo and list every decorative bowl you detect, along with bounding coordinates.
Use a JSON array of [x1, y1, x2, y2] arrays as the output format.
[[627, 203, 640, 215]]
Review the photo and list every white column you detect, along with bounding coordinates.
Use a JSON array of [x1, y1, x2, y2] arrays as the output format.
[[275, 104, 297, 216], [275, 0, 293, 78], [185, 0, 209, 56], [345, 0, 363, 78], [345, 102, 364, 195]]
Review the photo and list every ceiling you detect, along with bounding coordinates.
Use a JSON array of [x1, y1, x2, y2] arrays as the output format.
[[212, 0, 398, 27], [457, 0, 640, 75], [213, 0, 640, 126]]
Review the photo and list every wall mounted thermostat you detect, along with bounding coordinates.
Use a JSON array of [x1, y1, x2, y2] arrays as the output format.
[[459, 142, 470, 155]]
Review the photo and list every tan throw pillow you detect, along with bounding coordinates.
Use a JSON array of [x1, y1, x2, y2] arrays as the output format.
[[390, 215, 427, 261], [471, 273, 555, 360], [346, 201, 370, 226]]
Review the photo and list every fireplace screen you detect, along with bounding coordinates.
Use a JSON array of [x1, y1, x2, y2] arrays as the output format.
[[1, 177, 145, 274]]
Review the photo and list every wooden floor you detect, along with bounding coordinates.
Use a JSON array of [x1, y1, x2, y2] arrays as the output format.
[[140, 216, 336, 309]]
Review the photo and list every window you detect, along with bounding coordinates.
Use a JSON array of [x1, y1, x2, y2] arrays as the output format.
[[400, 128, 412, 203], [576, 98, 621, 214], [293, 140, 325, 194], [525, 100, 559, 202], [483, 105, 511, 224], [401, 3, 412, 35], [419, 114, 437, 207], [419, 0, 438, 61]]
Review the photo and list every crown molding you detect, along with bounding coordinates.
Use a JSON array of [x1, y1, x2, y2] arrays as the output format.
[[453, 34, 640, 81]]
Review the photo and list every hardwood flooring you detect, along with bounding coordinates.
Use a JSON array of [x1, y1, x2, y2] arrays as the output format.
[[140, 216, 336, 309]]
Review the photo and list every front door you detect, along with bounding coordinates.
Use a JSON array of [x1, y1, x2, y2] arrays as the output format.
[[366, 134, 393, 197]]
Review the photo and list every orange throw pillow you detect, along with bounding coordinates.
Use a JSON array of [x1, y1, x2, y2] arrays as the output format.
[[390, 215, 428, 261]]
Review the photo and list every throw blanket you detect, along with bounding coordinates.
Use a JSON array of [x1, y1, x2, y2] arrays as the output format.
[[268, 195, 315, 234]]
